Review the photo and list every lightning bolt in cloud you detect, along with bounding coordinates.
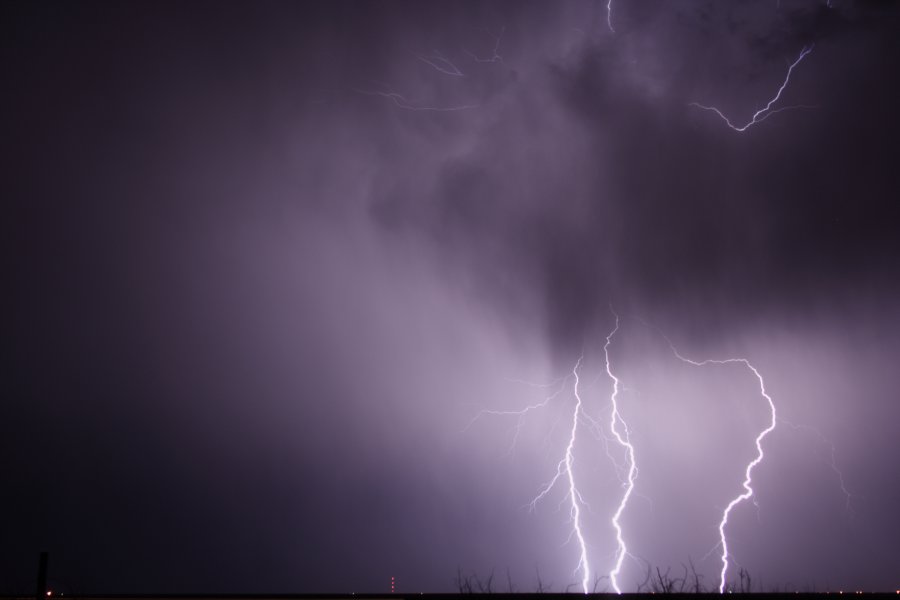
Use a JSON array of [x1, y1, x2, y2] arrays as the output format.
[[690, 44, 815, 132], [354, 83, 478, 112], [665, 341, 777, 594], [414, 49, 465, 76], [463, 26, 505, 64]]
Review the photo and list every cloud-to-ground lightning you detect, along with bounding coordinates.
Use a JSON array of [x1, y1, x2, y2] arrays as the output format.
[[604, 313, 637, 594], [526, 358, 592, 593], [606, 0, 615, 33], [469, 362, 593, 593], [665, 341, 777, 593], [566, 358, 592, 593], [471, 312, 864, 593], [690, 44, 815, 131]]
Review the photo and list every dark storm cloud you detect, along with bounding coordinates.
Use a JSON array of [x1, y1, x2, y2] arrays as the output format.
[[358, 0, 900, 352], [3, 0, 900, 595]]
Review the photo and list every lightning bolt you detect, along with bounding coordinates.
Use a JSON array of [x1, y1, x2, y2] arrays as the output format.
[[666, 342, 776, 594], [604, 313, 637, 594], [471, 363, 592, 593], [414, 50, 465, 76], [527, 358, 591, 593], [353, 83, 478, 112], [690, 44, 814, 131], [472, 312, 832, 593], [463, 26, 505, 64], [781, 419, 855, 519], [463, 377, 568, 456], [567, 357, 592, 593], [607, 0, 615, 33]]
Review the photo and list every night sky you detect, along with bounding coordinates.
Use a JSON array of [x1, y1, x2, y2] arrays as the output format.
[[3, 0, 900, 594]]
